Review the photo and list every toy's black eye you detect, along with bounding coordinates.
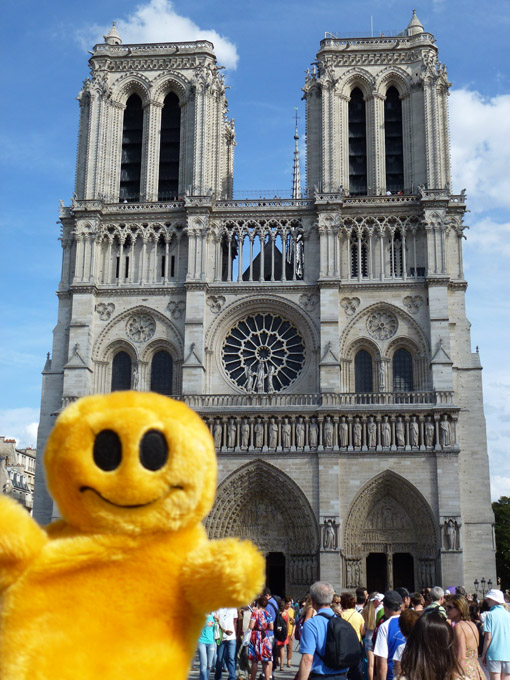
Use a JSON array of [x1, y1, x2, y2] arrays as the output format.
[[93, 430, 122, 471], [140, 430, 168, 471]]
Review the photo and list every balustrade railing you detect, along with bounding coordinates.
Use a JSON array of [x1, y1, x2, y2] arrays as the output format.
[[184, 391, 454, 409]]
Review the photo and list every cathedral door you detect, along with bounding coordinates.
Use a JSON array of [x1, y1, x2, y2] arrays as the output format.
[[366, 553, 387, 593], [393, 553, 414, 591], [266, 552, 286, 597], [205, 461, 320, 598]]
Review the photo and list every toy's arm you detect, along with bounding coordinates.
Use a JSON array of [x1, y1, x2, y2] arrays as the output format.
[[0, 495, 48, 591], [181, 537, 265, 612]]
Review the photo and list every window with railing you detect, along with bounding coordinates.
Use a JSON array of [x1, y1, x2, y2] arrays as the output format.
[[349, 88, 368, 196], [158, 93, 181, 200], [119, 94, 143, 202], [384, 86, 404, 193]]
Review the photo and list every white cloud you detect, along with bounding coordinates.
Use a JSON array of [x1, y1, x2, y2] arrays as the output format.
[[464, 216, 510, 256], [78, 0, 238, 70], [0, 408, 39, 449], [450, 89, 510, 212], [491, 475, 510, 502]]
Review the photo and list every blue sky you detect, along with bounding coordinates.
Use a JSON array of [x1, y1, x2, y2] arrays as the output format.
[[1, 0, 509, 499]]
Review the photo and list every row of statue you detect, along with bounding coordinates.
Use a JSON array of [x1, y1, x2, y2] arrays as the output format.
[[288, 556, 318, 586], [209, 413, 454, 450]]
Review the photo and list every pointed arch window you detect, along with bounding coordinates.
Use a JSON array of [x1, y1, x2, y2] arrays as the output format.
[[393, 348, 413, 391], [120, 94, 143, 202], [158, 93, 181, 200], [355, 350, 373, 393], [390, 229, 403, 277], [349, 88, 367, 196], [351, 232, 369, 278], [111, 351, 132, 391], [384, 86, 404, 193], [150, 350, 173, 396]]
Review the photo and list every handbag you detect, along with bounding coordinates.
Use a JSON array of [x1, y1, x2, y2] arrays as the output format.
[[213, 622, 223, 646]]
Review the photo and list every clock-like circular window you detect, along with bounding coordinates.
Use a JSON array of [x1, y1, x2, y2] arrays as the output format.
[[222, 313, 305, 393]]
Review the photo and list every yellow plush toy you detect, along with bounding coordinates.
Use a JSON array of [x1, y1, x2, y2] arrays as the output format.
[[0, 392, 265, 680]]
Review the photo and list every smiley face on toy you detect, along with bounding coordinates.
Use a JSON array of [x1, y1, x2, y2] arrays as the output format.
[[44, 391, 218, 534]]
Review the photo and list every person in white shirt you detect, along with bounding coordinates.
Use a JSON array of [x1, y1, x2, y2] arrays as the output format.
[[214, 608, 238, 680]]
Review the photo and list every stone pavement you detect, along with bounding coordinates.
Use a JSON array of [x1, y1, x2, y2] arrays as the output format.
[[188, 644, 301, 679]]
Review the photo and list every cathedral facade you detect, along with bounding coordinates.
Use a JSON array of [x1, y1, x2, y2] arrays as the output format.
[[34, 12, 496, 595]]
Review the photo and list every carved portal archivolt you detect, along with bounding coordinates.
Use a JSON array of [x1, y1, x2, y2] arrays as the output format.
[[205, 460, 319, 590], [343, 470, 439, 589]]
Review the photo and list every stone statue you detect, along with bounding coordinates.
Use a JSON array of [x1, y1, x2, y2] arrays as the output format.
[[227, 420, 236, 448], [379, 363, 386, 391], [132, 366, 139, 390], [296, 417, 305, 448], [266, 364, 275, 393], [241, 420, 250, 449], [410, 417, 419, 447], [213, 421, 222, 448], [309, 419, 319, 448], [346, 561, 352, 586], [425, 417, 434, 446], [282, 418, 291, 448], [254, 419, 264, 448], [396, 417, 405, 447], [353, 420, 362, 447], [354, 561, 361, 585], [444, 518, 458, 550], [323, 417, 333, 448], [256, 361, 266, 394], [269, 418, 278, 449], [440, 415, 451, 447], [339, 417, 348, 447], [367, 418, 377, 447], [323, 519, 336, 550], [381, 417, 391, 448], [244, 364, 252, 391]]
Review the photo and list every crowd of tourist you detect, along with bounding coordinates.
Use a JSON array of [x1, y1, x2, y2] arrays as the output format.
[[196, 583, 510, 680]]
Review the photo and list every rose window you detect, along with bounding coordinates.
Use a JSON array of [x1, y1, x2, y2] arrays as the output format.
[[366, 310, 398, 340], [126, 314, 156, 343], [222, 314, 305, 393]]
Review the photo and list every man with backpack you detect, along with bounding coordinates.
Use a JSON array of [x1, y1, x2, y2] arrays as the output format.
[[295, 581, 361, 679]]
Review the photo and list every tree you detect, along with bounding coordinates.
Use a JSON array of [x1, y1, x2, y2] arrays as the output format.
[[493, 496, 510, 591]]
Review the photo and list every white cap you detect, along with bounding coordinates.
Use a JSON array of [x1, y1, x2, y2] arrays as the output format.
[[370, 593, 384, 602], [485, 589, 505, 605]]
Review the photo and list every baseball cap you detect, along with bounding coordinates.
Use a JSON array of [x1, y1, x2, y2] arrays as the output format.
[[383, 590, 403, 608]]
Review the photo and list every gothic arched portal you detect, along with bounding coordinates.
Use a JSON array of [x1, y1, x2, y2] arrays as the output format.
[[205, 460, 319, 596], [343, 470, 439, 592]]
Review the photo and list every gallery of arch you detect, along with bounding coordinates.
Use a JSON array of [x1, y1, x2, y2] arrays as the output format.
[[33, 11, 496, 595]]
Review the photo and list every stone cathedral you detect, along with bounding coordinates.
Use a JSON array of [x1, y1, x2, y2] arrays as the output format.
[[34, 12, 496, 596]]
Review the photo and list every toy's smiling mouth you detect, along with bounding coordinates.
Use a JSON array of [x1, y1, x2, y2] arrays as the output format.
[[79, 485, 184, 508]]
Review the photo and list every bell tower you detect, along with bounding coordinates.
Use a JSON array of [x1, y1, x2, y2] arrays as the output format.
[[305, 11, 451, 195], [75, 23, 234, 202]]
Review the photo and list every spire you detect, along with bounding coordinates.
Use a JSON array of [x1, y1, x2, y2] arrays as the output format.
[[104, 21, 122, 46], [407, 10, 424, 36], [292, 109, 302, 200]]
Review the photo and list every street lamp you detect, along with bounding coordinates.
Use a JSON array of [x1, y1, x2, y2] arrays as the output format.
[[473, 577, 493, 598]]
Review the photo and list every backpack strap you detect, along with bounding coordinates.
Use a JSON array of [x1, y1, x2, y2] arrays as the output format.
[[315, 611, 334, 664]]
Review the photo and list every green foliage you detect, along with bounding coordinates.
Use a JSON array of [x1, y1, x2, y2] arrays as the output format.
[[493, 496, 510, 591]]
